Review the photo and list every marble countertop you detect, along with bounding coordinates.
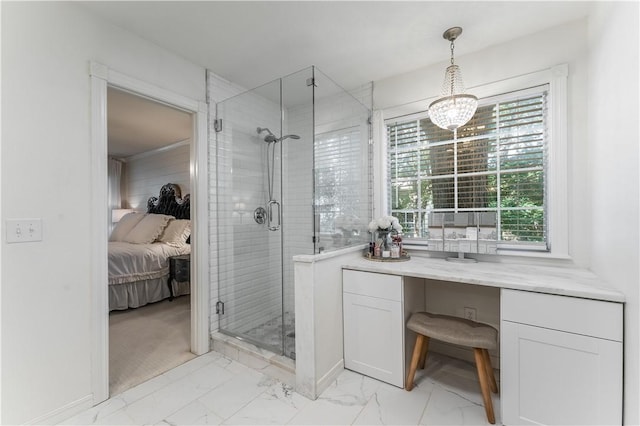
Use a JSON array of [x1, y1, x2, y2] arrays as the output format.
[[343, 255, 625, 303]]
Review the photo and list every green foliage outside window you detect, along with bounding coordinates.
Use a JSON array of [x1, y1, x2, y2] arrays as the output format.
[[388, 89, 548, 247]]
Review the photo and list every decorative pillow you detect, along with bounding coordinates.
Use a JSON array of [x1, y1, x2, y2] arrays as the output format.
[[123, 214, 174, 244], [109, 212, 146, 242], [158, 219, 191, 247]]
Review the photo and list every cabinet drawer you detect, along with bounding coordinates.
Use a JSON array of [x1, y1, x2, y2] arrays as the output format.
[[343, 269, 402, 301], [501, 320, 622, 425], [343, 292, 404, 387], [174, 262, 190, 281], [170, 256, 190, 282], [501, 289, 622, 341]]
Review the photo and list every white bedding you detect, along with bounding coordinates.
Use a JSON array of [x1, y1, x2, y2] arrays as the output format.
[[108, 242, 190, 310], [108, 241, 190, 285]]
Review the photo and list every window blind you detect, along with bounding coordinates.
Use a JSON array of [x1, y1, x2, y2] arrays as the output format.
[[315, 127, 368, 238], [387, 85, 548, 249]]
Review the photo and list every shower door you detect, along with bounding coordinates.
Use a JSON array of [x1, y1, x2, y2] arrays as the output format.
[[215, 68, 314, 357]]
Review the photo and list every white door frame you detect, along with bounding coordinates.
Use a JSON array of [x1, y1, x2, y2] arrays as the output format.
[[89, 62, 209, 404]]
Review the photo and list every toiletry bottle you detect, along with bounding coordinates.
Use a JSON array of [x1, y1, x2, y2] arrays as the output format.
[[391, 243, 400, 258]]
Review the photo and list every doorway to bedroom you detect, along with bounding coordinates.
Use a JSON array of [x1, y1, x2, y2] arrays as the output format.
[[91, 63, 209, 405], [106, 87, 196, 396]]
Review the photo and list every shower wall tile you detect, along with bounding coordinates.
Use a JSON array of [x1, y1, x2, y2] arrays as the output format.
[[208, 70, 247, 336], [207, 74, 221, 336], [282, 103, 314, 335], [209, 70, 285, 338], [207, 73, 247, 104], [209, 69, 370, 356]]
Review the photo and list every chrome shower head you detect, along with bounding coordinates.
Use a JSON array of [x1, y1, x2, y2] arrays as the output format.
[[257, 127, 275, 137], [258, 127, 300, 143], [281, 134, 300, 141], [257, 127, 279, 143]]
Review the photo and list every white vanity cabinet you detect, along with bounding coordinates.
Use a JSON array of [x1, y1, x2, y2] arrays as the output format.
[[342, 269, 424, 388], [501, 289, 623, 425]]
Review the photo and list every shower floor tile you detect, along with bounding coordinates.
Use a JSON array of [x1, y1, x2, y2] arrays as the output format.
[[242, 314, 296, 357]]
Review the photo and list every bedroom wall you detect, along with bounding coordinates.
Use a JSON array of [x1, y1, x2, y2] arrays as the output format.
[[1, 2, 205, 424], [123, 143, 191, 211]]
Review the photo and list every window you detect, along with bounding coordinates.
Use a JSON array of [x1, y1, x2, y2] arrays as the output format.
[[314, 126, 370, 248], [387, 85, 549, 251]]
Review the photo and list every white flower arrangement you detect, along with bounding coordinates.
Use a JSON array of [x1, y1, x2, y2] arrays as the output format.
[[368, 215, 403, 234]]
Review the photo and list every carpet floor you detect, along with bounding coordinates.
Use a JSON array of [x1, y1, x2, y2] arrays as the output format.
[[109, 295, 195, 397]]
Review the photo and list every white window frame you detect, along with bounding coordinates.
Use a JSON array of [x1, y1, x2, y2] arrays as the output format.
[[377, 65, 569, 259]]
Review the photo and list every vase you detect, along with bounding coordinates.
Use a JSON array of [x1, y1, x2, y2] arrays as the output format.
[[376, 230, 394, 252]]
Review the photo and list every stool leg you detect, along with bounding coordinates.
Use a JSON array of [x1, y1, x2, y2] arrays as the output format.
[[473, 348, 496, 424], [482, 349, 498, 393], [418, 336, 430, 369], [406, 334, 425, 391]]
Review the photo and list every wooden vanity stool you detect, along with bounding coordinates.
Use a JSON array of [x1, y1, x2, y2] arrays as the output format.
[[405, 312, 499, 424]]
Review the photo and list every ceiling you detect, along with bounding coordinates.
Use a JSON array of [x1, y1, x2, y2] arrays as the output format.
[[107, 87, 192, 158], [92, 1, 592, 156]]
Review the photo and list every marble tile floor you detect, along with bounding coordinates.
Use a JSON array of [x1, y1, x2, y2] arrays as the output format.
[[61, 350, 500, 425]]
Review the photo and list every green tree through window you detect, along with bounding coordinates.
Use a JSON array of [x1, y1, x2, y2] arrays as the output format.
[[387, 86, 548, 249]]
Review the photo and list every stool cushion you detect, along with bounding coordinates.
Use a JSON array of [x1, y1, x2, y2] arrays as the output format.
[[407, 312, 498, 350]]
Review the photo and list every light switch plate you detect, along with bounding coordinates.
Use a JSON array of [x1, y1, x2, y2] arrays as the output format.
[[6, 219, 42, 243]]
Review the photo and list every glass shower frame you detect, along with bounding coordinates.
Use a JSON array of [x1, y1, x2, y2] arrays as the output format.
[[214, 66, 371, 359]]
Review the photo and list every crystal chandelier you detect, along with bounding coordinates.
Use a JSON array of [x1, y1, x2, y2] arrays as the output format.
[[428, 27, 478, 132]]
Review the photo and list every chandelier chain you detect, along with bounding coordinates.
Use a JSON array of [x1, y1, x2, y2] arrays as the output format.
[[449, 40, 456, 96], [450, 40, 455, 66]]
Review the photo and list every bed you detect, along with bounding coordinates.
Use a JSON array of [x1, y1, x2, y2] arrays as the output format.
[[108, 183, 191, 311]]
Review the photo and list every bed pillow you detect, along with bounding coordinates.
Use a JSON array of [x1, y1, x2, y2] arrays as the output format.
[[109, 212, 146, 242], [123, 214, 174, 244], [157, 219, 191, 247]]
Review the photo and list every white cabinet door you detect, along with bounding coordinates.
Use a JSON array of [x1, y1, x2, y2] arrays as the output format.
[[501, 320, 622, 425], [343, 291, 404, 387]]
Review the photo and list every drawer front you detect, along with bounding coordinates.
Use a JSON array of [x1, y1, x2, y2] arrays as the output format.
[[501, 320, 622, 425], [343, 269, 402, 301], [175, 262, 190, 281], [343, 292, 404, 387], [501, 289, 622, 341], [172, 257, 190, 282]]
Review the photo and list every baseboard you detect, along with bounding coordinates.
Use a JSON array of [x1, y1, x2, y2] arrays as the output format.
[[25, 394, 93, 425], [316, 358, 344, 397]]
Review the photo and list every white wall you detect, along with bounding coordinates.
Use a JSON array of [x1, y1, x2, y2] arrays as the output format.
[[123, 144, 191, 211], [375, 19, 590, 266], [1, 2, 205, 424], [587, 3, 640, 424]]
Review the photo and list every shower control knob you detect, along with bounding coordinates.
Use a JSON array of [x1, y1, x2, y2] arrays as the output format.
[[254, 207, 267, 225]]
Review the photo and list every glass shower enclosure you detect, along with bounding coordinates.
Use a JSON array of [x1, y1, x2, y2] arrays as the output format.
[[214, 66, 370, 359]]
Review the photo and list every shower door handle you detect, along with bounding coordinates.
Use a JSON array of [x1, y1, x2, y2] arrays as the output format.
[[267, 200, 281, 231]]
